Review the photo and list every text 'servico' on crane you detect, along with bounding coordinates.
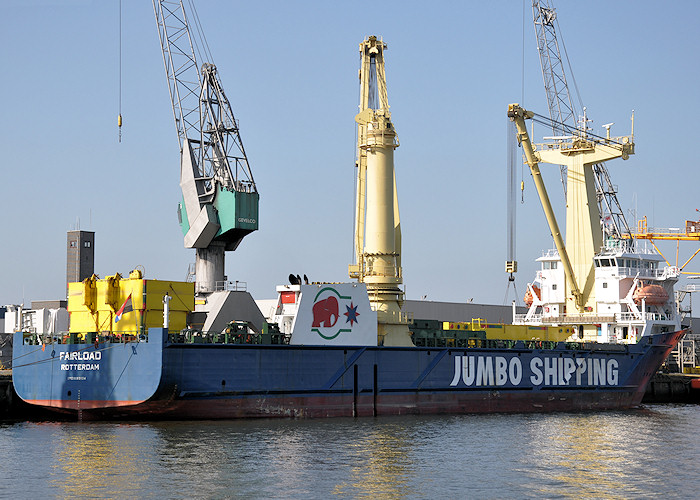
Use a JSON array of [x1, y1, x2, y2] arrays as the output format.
[[349, 36, 411, 346], [153, 0, 258, 294]]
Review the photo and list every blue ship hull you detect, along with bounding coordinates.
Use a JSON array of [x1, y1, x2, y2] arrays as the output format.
[[12, 329, 684, 419]]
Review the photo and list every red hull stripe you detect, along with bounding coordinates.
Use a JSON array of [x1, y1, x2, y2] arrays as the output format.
[[26, 399, 145, 410]]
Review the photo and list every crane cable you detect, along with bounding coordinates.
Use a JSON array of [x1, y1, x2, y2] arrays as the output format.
[[118, 0, 123, 143], [520, 0, 526, 204], [186, 0, 214, 67]]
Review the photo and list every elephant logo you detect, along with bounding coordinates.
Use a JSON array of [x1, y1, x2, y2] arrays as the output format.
[[311, 287, 358, 340], [312, 296, 339, 328]]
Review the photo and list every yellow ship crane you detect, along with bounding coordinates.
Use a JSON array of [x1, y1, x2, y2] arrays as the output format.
[[508, 104, 635, 313], [348, 36, 411, 346]]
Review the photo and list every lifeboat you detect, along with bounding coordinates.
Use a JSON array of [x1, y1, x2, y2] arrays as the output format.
[[633, 284, 668, 305], [524, 285, 541, 307]]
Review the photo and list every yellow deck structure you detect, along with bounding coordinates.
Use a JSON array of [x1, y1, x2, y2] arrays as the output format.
[[444, 320, 575, 342], [67, 270, 194, 336]]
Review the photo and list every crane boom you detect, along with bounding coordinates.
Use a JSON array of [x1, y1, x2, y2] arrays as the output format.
[[154, 0, 259, 293], [153, 0, 200, 149]]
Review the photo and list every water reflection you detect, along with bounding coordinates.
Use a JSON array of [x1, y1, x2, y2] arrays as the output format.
[[2, 407, 698, 498], [334, 423, 416, 498], [522, 410, 676, 498], [49, 423, 155, 498]]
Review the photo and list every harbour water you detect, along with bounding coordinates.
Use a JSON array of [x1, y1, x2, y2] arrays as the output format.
[[1, 405, 698, 499]]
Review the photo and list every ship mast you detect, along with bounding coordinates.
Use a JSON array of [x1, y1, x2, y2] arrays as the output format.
[[349, 36, 411, 346]]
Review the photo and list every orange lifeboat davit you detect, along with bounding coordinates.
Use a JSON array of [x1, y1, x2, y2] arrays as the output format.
[[524, 285, 540, 307], [633, 284, 668, 305]]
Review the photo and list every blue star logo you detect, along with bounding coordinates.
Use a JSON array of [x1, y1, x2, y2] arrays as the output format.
[[344, 302, 360, 326]]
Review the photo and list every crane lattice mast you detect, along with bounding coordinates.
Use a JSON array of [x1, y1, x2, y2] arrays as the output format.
[[533, 0, 632, 243], [154, 0, 258, 293]]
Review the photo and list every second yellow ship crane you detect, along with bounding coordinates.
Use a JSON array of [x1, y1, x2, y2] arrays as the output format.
[[348, 36, 411, 346]]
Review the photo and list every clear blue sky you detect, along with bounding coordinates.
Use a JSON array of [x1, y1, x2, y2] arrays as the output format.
[[2, 0, 699, 308]]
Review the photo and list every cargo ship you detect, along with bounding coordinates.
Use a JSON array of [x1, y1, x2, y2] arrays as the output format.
[[9, 277, 685, 419], [10, 4, 686, 419]]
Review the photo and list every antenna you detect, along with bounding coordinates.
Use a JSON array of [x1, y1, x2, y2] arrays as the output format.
[[602, 122, 614, 140]]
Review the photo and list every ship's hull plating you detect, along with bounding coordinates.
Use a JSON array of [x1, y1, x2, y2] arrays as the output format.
[[12, 329, 684, 420]]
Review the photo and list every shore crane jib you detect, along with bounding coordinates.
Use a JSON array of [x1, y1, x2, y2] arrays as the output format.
[[153, 0, 259, 293]]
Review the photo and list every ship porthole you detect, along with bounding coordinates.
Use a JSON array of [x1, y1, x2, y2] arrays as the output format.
[[67, 391, 72, 396], [221, 380, 226, 386]]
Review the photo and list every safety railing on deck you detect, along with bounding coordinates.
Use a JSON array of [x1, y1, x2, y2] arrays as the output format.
[[515, 312, 675, 325], [617, 312, 675, 322], [168, 329, 289, 346], [21, 331, 148, 346], [195, 281, 248, 293], [413, 336, 606, 352]]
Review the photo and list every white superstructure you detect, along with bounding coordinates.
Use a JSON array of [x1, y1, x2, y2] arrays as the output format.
[[515, 240, 680, 343]]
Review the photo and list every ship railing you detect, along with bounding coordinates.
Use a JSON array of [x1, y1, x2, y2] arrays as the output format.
[[413, 336, 616, 352], [215, 281, 248, 292], [644, 312, 674, 322], [381, 309, 413, 325], [361, 261, 403, 280], [22, 331, 149, 346], [616, 312, 643, 322], [599, 242, 659, 255], [515, 314, 620, 325], [616, 312, 674, 322], [414, 337, 527, 349], [615, 268, 663, 279], [515, 311, 677, 326], [168, 328, 289, 346], [539, 249, 560, 259], [541, 314, 616, 325], [194, 281, 248, 293], [513, 313, 540, 324], [602, 239, 629, 252]]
